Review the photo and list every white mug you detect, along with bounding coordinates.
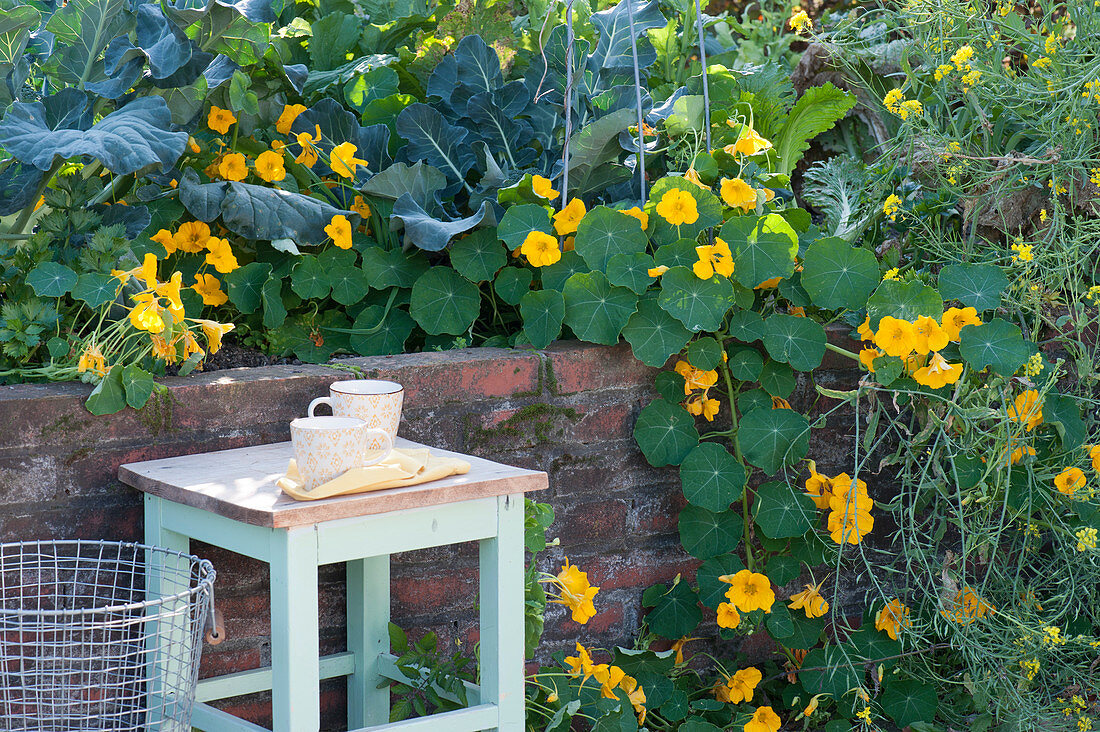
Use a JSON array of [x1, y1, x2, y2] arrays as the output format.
[[308, 379, 403, 458], [289, 416, 391, 490]]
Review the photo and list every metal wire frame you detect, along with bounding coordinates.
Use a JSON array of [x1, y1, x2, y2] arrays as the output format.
[[0, 540, 215, 732]]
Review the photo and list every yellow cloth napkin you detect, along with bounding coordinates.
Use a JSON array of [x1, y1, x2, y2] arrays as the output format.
[[277, 448, 471, 501]]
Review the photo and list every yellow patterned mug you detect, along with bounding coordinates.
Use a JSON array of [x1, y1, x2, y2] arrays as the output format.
[[308, 380, 403, 456], [290, 416, 391, 490]]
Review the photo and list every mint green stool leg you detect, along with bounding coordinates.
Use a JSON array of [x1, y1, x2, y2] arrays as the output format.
[[144, 496, 191, 730], [270, 527, 320, 732], [479, 494, 525, 730], [347, 554, 390, 727]]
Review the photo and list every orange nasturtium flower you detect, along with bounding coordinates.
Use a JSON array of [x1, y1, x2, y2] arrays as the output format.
[[351, 195, 372, 219], [77, 343, 108, 377], [204, 237, 239, 274], [941, 586, 994, 624], [941, 306, 981, 341], [912, 352, 963, 389], [693, 237, 735, 279], [150, 228, 176, 255], [294, 125, 323, 168], [218, 152, 248, 182], [875, 598, 911, 640], [730, 125, 772, 157], [173, 221, 211, 253], [788, 581, 829, 618], [716, 667, 762, 704], [744, 706, 782, 732], [330, 142, 370, 178], [1055, 467, 1086, 496], [1008, 390, 1044, 431], [192, 319, 235, 354], [564, 642, 595, 678], [206, 105, 237, 134], [720, 177, 757, 211], [547, 558, 599, 624], [275, 103, 307, 135], [874, 316, 917, 358]]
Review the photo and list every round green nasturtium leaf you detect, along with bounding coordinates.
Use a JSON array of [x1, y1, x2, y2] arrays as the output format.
[[519, 289, 565, 348], [623, 296, 693, 367], [686, 337, 724, 370], [657, 266, 736, 332], [47, 337, 70, 359], [1046, 392, 1087, 450], [497, 203, 551, 250], [938, 263, 1008, 311], [959, 318, 1030, 375], [539, 250, 587, 291], [349, 304, 415, 356], [562, 271, 638, 345], [783, 613, 826, 649], [71, 273, 119, 308], [633, 398, 700, 466], [759, 359, 796, 398], [659, 690, 690, 723], [762, 314, 826, 372], [880, 679, 939, 728], [778, 272, 811, 307], [85, 367, 126, 416], [737, 388, 773, 414], [653, 239, 699, 270], [866, 279, 944, 329], [642, 581, 703, 640], [800, 237, 879, 311], [696, 553, 744, 609], [655, 371, 687, 403], [646, 176, 723, 247], [799, 646, 860, 700], [409, 267, 481, 335], [449, 229, 507, 282], [606, 252, 655, 294], [676, 718, 721, 732], [765, 554, 802, 586], [360, 247, 429, 289], [226, 262, 272, 314], [121, 364, 155, 409], [722, 213, 798, 289], [738, 407, 810, 475], [574, 205, 648, 272], [330, 267, 371, 306], [26, 261, 78, 298], [765, 600, 795, 639], [678, 505, 744, 559], [727, 310, 766, 342], [494, 267, 533, 305], [727, 346, 763, 381], [261, 277, 288, 329], [844, 626, 902, 669], [290, 256, 331, 300], [753, 480, 817, 539], [680, 442, 746, 512]]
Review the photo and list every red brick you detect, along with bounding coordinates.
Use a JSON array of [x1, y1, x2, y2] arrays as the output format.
[[554, 499, 630, 545], [544, 342, 657, 395]]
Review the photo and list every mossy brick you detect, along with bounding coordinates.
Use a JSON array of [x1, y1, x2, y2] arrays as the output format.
[[542, 342, 659, 395]]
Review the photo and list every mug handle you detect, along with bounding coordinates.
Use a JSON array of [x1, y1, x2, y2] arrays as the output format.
[[359, 430, 394, 467], [308, 396, 332, 417]]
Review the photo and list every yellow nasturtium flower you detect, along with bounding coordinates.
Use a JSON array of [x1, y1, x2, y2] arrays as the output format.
[[1055, 467, 1086, 496], [325, 214, 353, 250], [254, 150, 286, 182], [564, 642, 595, 679], [520, 231, 562, 267], [720, 177, 757, 211], [744, 706, 782, 732], [911, 315, 949, 354], [330, 141, 369, 178], [553, 198, 587, 236], [875, 598, 910, 640], [531, 174, 558, 200], [874, 316, 917, 358], [155, 271, 186, 321], [206, 105, 237, 134], [294, 125, 323, 168], [276, 103, 307, 135], [218, 152, 248, 182], [730, 126, 772, 157], [720, 570, 775, 613], [721, 667, 762, 704], [655, 188, 699, 226], [912, 352, 963, 389], [204, 237, 239, 274], [151, 228, 176, 255], [683, 167, 710, 190], [788, 581, 829, 618], [716, 602, 740, 629], [549, 558, 599, 624], [941, 306, 981, 341], [193, 318, 235, 355], [1008, 390, 1043, 431], [192, 273, 228, 306], [693, 237, 734, 279], [351, 195, 372, 220], [77, 343, 108, 377], [173, 221, 211, 253], [620, 206, 648, 230], [129, 293, 167, 334]]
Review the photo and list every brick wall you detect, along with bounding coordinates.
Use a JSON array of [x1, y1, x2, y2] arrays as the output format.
[[0, 339, 860, 730]]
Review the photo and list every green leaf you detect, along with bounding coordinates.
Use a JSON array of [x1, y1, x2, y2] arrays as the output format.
[[290, 256, 331, 300], [26, 262, 78, 297], [633, 398, 700, 466], [697, 553, 744, 608], [657, 266, 735, 332], [799, 646, 860, 699], [349, 305, 415, 356], [520, 289, 565, 348], [566, 107, 636, 200], [938, 263, 1008, 311], [753, 481, 816, 538], [680, 442, 746, 512], [646, 176, 723, 246], [762, 314, 826, 371], [262, 277, 288, 329], [766, 601, 795, 639], [409, 267, 481, 335], [622, 296, 692, 367], [723, 214, 798, 289], [738, 407, 810, 475], [642, 581, 703, 640], [327, 264, 370, 306], [225, 262, 272, 314], [539, 250, 587, 291], [738, 389, 772, 414], [574, 205, 648, 272], [727, 310, 766, 342], [679, 506, 744, 559], [655, 371, 687, 402], [759, 360, 796, 398], [606, 252, 655, 294], [781, 613, 825, 648], [959, 319, 1029, 375], [866, 280, 943, 329], [85, 367, 126, 416], [121, 364, 154, 409], [1046, 393, 1086, 450], [497, 203, 552, 250], [774, 83, 856, 176], [653, 239, 698, 269], [562, 271, 638, 345], [360, 247, 428, 289], [450, 229, 507, 282], [494, 267, 533, 305], [727, 346, 763, 381], [800, 237, 879, 310], [845, 626, 901, 668], [71, 273, 118, 307], [687, 338, 723, 370], [881, 680, 938, 728], [766, 555, 802, 585]]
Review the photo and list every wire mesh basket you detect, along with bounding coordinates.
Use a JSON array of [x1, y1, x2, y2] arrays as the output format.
[[0, 540, 216, 731]]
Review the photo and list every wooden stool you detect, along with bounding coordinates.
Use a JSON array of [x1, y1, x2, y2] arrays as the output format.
[[120, 438, 547, 732]]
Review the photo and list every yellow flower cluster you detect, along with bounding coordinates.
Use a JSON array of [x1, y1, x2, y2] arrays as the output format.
[[788, 7, 811, 35], [546, 558, 599, 624], [860, 309, 979, 388], [150, 221, 240, 275], [807, 470, 875, 545], [564, 644, 647, 724], [883, 194, 901, 221], [693, 238, 734, 280], [1076, 527, 1098, 552], [882, 89, 922, 120], [675, 360, 720, 421], [1011, 241, 1033, 262]]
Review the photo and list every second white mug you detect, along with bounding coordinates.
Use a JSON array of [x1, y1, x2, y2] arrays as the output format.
[[309, 379, 403, 456]]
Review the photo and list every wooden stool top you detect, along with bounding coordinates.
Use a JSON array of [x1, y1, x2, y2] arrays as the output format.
[[119, 438, 547, 528]]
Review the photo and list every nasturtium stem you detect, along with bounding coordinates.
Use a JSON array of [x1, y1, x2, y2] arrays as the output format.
[[825, 341, 860, 361], [719, 356, 754, 571]]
